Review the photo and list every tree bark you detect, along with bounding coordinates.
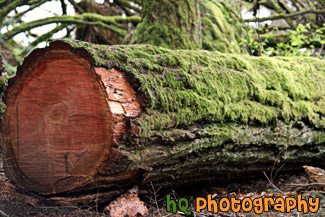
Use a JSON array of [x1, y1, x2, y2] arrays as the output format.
[[200, 0, 244, 53], [1, 40, 325, 199], [0, 54, 5, 120], [131, 0, 201, 49]]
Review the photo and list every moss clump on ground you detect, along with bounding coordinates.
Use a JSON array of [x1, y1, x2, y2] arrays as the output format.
[[65, 40, 325, 137]]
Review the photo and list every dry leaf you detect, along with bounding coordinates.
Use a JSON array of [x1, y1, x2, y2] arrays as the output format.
[[105, 193, 148, 217]]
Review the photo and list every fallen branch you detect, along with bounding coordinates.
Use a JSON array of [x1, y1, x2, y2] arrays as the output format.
[[244, 9, 325, 22], [3, 14, 140, 40], [0, 209, 9, 217], [288, 183, 325, 187]]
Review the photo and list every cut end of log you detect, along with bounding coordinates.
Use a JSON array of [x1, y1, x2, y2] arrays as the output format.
[[1, 41, 141, 194]]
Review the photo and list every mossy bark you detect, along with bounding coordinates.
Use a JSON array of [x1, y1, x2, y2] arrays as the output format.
[[200, 0, 244, 53], [130, 0, 201, 49], [2, 40, 325, 199], [0, 55, 5, 116]]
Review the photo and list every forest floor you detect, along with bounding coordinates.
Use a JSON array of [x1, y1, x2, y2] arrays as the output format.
[[0, 154, 324, 217]]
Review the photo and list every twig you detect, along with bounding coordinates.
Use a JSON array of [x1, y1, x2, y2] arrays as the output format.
[[115, 0, 142, 13], [67, 0, 84, 13], [273, 163, 285, 182], [0, 0, 30, 20], [30, 24, 67, 47], [0, 209, 9, 217], [191, 211, 210, 216], [60, 0, 67, 15], [263, 172, 287, 196], [288, 183, 325, 187], [270, 149, 284, 182], [150, 182, 161, 211], [3, 15, 133, 39], [265, 150, 287, 196], [9, 0, 49, 22]]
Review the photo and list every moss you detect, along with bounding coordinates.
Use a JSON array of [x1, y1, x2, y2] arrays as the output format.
[[130, 0, 201, 49], [200, 0, 245, 53], [124, 121, 325, 174], [130, 0, 245, 52], [82, 13, 140, 24], [63, 40, 325, 137]]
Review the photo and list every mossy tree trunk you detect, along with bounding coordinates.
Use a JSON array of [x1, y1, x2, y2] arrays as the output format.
[[131, 0, 201, 49], [1, 41, 325, 204]]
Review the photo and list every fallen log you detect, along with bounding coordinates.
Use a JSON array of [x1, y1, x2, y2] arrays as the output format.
[[1, 40, 325, 198]]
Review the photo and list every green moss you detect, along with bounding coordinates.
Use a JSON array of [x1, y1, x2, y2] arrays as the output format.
[[200, 0, 245, 53], [63, 40, 325, 137], [82, 13, 140, 24], [130, 0, 201, 49], [130, 0, 247, 52], [123, 121, 324, 173]]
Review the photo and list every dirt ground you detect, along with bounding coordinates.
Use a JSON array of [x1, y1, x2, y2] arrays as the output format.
[[0, 153, 324, 217]]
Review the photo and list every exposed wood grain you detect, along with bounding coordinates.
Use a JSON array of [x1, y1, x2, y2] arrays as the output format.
[[2, 45, 141, 194]]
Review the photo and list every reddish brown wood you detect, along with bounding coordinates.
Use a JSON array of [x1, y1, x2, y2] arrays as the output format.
[[1, 45, 141, 194]]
